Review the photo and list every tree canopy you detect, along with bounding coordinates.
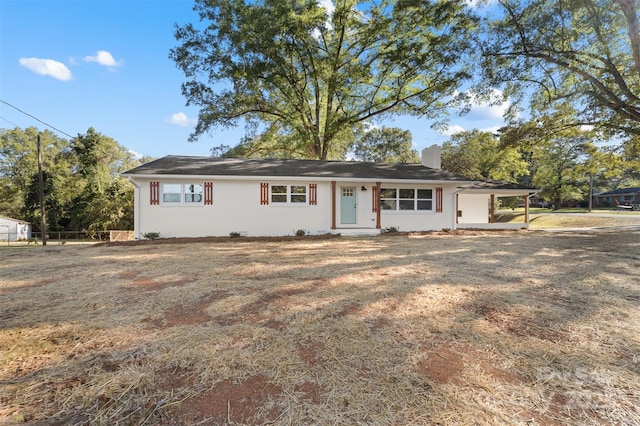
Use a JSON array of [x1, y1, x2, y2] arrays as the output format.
[[0, 127, 145, 233], [351, 126, 419, 163], [171, 0, 478, 159], [482, 0, 640, 138], [441, 130, 529, 182]]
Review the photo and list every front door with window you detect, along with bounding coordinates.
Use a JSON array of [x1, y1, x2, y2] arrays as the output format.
[[340, 187, 357, 224]]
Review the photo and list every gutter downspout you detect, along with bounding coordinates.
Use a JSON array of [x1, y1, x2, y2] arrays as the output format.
[[126, 176, 141, 239]]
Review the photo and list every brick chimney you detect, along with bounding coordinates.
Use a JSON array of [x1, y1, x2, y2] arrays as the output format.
[[421, 144, 441, 169]]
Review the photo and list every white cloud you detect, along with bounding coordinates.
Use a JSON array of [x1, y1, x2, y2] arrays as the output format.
[[165, 112, 196, 127], [466, 0, 499, 8], [312, 0, 336, 38], [317, 0, 335, 15], [465, 88, 511, 121], [479, 125, 502, 134], [19, 57, 72, 81], [440, 124, 466, 136], [128, 149, 143, 160], [84, 50, 123, 67]]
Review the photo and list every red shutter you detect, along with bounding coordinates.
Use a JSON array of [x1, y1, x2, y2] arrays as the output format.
[[204, 182, 213, 205], [260, 182, 269, 205], [150, 181, 160, 205], [309, 183, 317, 205], [436, 187, 443, 213]]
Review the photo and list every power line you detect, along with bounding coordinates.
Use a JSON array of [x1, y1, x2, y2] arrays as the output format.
[[0, 99, 75, 139], [0, 115, 21, 128]]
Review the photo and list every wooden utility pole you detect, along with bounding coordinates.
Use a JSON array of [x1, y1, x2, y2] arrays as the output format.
[[588, 173, 593, 213], [37, 134, 47, 246]]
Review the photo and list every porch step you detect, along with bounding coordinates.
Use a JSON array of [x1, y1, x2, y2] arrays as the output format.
[[332, 228, 381, 237]]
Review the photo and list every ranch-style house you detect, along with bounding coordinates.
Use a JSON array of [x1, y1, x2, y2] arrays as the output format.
[[122, 146, 537, 238]]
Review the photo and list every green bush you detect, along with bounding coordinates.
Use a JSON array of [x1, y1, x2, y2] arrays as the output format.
[[142, 232, 160, 240], [294, 229, 307, 237], [229, 231, 242, 238], [385, 226, 400, 233]]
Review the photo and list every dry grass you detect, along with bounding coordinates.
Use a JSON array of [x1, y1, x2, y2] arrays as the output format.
[[496, 211, 640, 229], [1, 229, 639, 425]]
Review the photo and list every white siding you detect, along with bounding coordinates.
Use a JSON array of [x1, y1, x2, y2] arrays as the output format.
[[132, 178, 461, 238], [0, 218, 31, 241], [135, 179, 332, 238], [457, 194, 489, 224], [380, 186, 456, 232]]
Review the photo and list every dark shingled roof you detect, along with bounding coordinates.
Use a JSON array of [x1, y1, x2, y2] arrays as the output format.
[[596, 186, 640, 196], [462, 180, 538, 191], [123, 155, 474, 182]]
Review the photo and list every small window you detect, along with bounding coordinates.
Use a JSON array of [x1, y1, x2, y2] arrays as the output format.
[[342, 188, 354, 197], [380, 188, 397, 210], [399, 189, 415, 210], [270, 185, 308, 204], [417, 189, 433, 210], [271, 185, 287, 203], [291, 185, 307, 203], [184, 184, 204, 203], [163, 184, 182, 203]]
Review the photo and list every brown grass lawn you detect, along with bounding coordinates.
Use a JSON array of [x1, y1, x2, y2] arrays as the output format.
[[1, 230, 639, 425]]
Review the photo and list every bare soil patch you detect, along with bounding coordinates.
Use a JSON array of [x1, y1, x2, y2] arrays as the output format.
[[1, 229, 639, 425]]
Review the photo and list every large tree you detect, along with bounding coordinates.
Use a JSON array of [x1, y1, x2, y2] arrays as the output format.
[[351, 126, 419, 163], [441, 130, 529, 182], [171, 0, 478, 159], [482, 0, 640, 138], [1, 126, 141, 233], [0, 127, 74, 224], [68, 128, 139, 232]]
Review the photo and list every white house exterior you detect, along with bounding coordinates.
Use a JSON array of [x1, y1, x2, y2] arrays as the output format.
[[0, 217, 32, 241], [122, 147, 537, 239]]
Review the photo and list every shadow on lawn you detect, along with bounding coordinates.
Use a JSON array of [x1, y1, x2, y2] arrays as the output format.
[[1, 230, 639, 424]]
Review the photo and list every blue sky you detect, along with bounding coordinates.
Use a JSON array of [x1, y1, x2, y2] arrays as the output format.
[[1, 0, 509, 159]]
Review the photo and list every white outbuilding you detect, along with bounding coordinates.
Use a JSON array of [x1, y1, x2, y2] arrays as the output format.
[[0, 217, 32, 241]]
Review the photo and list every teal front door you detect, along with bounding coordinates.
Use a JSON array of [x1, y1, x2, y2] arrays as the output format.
[[340, 187, 357, 224]]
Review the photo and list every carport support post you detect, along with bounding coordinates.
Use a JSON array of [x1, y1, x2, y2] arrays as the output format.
[[375, 182, 381, 229], [524, 195, 529, 225], [331, 181, 336, 230], [490, 194, 495, 223]]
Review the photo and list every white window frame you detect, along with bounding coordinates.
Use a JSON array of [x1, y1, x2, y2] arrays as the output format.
[[184, 183, 204, 203], [380, 187, 433, 212], [270, 184, 308, 204], [161, 183, 204, 205]]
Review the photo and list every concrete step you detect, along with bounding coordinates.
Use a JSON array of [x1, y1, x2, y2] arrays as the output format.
[[332, 228, 381, 237]]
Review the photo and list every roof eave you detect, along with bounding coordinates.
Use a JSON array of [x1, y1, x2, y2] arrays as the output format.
[[122, 173, 476, 185]]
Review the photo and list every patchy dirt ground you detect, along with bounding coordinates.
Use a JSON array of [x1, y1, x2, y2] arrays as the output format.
[[1, 229, 639, 425]]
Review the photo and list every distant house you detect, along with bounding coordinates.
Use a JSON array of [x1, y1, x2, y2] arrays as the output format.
[[0, 217, 32, 241], [594, 187, 640, 208], [122, 146, 537, 239]]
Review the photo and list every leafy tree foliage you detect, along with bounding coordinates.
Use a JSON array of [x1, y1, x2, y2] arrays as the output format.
[[441, 130, 528, 182], [482, 0, 640, 139], [171, 0, 478, 159], [0, 127, 142, 233], [532, 133, 590, 208], [351, 126, 419, 163]]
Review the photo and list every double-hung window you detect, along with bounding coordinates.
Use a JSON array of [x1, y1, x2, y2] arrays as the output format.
[[271, 185, 307, 204], [162, 184, 182, 203], [162, 183, 204, 204], [380, 188, 433, 211], [184, 184, 203, 203]]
